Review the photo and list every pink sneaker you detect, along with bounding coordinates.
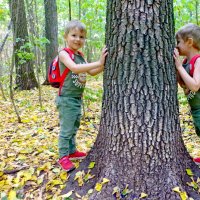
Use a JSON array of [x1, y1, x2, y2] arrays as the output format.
[[58, 156, 75, 172], [193, 157, 200, 165], [69, 151, 87, 160]]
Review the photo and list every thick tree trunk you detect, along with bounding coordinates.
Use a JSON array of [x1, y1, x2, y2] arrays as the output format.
[[43, 0, 58, 84], [9, 0, 38, 90], [63, 0, 200, 199]]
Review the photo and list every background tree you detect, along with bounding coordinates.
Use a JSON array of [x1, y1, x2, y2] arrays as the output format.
[[68, 0, 72, 21], [174, 0, 199, 28], [43, 0, 58, 84], [64, 0, 200, 199], [8, 0, 38, 90]]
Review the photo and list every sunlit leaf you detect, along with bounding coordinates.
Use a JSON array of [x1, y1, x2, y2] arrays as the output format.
[[60, 171, 68, 181], [88, 162, 95, 169], [173, 186, 181, 193], [140, 192, 148, 198], [102, 178, 110, 184], [74, 171, 85, 186], [8, 190, 16, 200], [180, 191, 188, 200], [87, 189, 93, 194], [186, 168, 193, 176], [60, 190, 73, 198], [95, 182, 102, 192]]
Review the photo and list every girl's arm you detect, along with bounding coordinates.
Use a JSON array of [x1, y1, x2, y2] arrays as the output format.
[[174, 48, 200, 92]]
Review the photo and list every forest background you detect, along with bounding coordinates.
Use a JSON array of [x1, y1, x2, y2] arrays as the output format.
[[0, 0, 200, 199]]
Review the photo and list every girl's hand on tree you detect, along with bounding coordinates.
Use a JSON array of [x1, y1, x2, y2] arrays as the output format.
[[99, 47, 108, 66], [173, 48, 182, 70]]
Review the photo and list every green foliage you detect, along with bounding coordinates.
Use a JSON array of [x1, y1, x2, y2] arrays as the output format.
[[15, 36, 49, 65], [178, 91, 188, 105], [33, 36, 50, 51], [15, 39, 35, 65], [174, 0, 200, 30], [0, 1, 9, 21]]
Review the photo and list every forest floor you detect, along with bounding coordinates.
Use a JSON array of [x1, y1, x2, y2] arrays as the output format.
[[0, 77, 200, 200]]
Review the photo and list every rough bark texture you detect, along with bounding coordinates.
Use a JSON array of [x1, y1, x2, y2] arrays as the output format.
[[9, 0, 38, 90], [63, 1, 200, 199], [44, 0, 58, 83]]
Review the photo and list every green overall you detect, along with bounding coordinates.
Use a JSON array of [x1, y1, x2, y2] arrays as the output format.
[[56, 53, 86, 158], [183, 62, 200, 136]]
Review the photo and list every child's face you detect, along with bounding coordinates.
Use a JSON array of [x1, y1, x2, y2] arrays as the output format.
[[176, 36, 189, 56], [65, 28, 86, 52]]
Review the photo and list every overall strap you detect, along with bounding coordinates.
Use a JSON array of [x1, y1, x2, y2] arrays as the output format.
[[189, 54, 200, 76]]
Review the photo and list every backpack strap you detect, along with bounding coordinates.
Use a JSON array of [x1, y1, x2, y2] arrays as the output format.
[[58, 48, 84, 95], [189, 54, 200, 76]]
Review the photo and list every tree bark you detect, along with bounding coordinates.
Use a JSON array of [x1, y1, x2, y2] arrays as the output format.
[[63, 0, 200, 199], [9, 0, 38, 90], [43, 0, 58, 84]]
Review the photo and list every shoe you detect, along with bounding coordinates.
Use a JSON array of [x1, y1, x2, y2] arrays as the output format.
[[193, 157, 200, 165], [58, 156, 75, 172], [69, 151, 87, 160]]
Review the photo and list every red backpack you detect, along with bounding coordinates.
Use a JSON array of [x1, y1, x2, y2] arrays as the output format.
[[183, 54, 200, 76], [48, 48, 83, 95]]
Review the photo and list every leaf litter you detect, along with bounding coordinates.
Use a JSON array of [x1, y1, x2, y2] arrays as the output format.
[[0, 78, 102, 199], [0, 81, 200, 199]]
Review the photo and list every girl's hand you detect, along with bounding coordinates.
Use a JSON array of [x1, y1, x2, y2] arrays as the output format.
[[173, 48, 182, 70], [99, 47, 108, 66]]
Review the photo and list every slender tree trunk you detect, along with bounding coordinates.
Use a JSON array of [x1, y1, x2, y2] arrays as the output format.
[[43, 0, 58, 84], [9, 0, 21, 122], [0, 21, 11, 53], [0, 82, 7, 101], [195, 0, 199, 25], [9, 0, 38, 90], [79, 0, 81, 20], [10, 49, 21, 123], [68, 0, 71, 21], [63, 1, 200, 199], [34, 0, 43, 79], [0, 21, 12, 101], [25, 0, 42, 107]]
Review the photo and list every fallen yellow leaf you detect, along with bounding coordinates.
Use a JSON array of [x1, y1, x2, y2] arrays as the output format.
[[173, 186, 181, 193], [140, 192, 148, 198], [95, 182, 102, 192], [8, 190, 16, 200], [102, 178, 110, 184]]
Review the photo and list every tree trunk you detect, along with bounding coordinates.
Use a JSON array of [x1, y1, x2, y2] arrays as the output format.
[[68, 0, 72, 21], [0, 21, 11, 53], [43, 0, 58, 84], [9, 0, 38, 90], [63, 0, 200, 199], [25, 0, 43, 107], [78, 0, 81, 20], [195, 0, 199, 25]]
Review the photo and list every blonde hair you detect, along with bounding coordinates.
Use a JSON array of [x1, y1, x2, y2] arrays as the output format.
[[64, 20, 87, 36], [176, 23, 200, 50]]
